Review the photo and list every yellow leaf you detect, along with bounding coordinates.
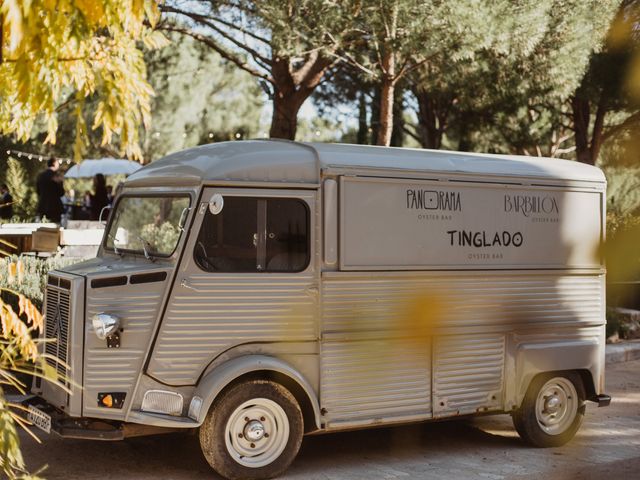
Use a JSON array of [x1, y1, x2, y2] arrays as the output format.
[[142, 30, 171, 50], [74, 0, 105, 25], [1, 0, 24, 53]]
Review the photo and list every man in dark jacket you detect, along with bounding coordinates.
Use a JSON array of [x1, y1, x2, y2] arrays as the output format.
[[36, 157, 65, 223], [0, 183, 13, 220]]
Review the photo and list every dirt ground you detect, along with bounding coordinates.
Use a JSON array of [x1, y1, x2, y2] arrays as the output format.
[[19, 359, 640, 479]]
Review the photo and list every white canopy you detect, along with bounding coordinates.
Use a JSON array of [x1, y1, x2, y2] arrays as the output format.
[[64, 158, 142, 178]]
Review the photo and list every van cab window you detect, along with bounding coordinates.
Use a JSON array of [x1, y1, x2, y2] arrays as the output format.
[[194, 196, 309, 272], [105, 195, 190, 257]]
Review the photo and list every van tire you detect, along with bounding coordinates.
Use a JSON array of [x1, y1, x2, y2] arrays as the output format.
[[512, 371, 585, 448], [199, 380, 303, 480]]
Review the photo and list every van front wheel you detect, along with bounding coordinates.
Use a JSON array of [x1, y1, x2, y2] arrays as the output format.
[[512, 372, 585, 448], [199, 380, 303, 480]]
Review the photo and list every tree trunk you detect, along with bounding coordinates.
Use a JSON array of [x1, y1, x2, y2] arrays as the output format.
[[269, 91, 303, 140], [390, 86, 404, 147], [269, 54, 332, 140], [370, 86, 381, 144], [571, 95, 592, 164], [357, 90, 369, 144], [414, 89, 445, 149], [377, 73, 395, 146], [458, 119, 471, 152], [590, 94, 608, 165]]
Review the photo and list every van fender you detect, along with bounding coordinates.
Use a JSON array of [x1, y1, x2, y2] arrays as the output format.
[[190, 354, 321, 429], [514, 340, 602, 407]]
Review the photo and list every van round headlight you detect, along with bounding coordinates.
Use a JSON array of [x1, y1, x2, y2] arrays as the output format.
[[92, 313, 120, 339]]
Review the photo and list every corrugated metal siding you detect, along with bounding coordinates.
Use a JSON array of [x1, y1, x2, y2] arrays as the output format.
[[147, 273, 317, 385], [84, 287, 165, 418], [433, 334, 505, 416], [321, 339, 431, 425], [322, 273, 603, 334], [320, 271, 603, 425]]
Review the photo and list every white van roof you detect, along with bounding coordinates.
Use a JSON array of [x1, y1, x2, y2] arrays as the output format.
[[125, 140, 606, 187]]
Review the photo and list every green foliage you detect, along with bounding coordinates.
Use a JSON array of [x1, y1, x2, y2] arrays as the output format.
[[408, 0, 621, 154], [0, 255, 81, 477], [141, 33, 263, 161], [605, 307, 630, 338], [0, 256, 81, 310], [604, 166, 640, 214], [4, 158, 36, 220], [0, 0, 167, 160]]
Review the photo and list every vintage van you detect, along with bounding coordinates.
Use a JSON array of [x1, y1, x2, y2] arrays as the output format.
[[29, 141, 610, 480]]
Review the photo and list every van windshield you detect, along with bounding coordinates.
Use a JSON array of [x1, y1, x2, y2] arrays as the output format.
[[105, 196, 190, 257]]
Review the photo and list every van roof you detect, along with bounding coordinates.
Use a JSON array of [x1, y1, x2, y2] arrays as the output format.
[[124, 140, 606, 187]]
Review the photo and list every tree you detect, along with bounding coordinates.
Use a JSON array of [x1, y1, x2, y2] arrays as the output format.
[[4, 158, 36, 219], [570, 0, 640, 165], [159, 1, 359, 140], [1, 32, 265, 164], [141, 33, 264, 162], [403, 0, 621, 158], [343, 1, 580, 146], [0, 259, 59, 479], [0, 0, 166, 160]]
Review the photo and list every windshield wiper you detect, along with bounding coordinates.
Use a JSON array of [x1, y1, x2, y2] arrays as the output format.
[[133, 234, 155, 262], [106, 232, 123, 257]]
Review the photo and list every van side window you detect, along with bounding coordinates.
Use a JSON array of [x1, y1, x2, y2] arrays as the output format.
[[194, 197, 309, 272]]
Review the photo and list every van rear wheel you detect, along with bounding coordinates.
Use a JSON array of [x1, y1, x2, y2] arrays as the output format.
[[512, 372, 585, 448], [199, 380, 303, 480]]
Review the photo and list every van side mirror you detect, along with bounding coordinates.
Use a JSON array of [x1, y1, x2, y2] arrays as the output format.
[[208, 193, 224, 215], [99, 206, 112, 225], [178, 207, 191, 231]]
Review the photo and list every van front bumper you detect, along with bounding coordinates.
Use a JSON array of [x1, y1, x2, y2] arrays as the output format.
[[21, 396, 188, 440]]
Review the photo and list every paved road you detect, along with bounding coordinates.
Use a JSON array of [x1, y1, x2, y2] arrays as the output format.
[[21, 360, 640, 479]]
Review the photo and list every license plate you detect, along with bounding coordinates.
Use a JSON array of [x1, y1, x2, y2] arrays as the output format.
[[27, 405, 52, 434]]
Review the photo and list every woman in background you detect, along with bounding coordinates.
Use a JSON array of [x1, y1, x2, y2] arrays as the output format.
[[90, 173, 109, 221]]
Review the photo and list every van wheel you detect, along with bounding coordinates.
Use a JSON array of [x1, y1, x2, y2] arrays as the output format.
[[512, 372, 585, 447], [199, 380, 303, 480]]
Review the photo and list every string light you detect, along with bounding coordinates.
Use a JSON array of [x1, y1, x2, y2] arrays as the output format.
[[4, 148, 72, 164]]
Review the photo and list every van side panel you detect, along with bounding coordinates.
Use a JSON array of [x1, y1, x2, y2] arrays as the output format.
[[319, 270, 604, 428], [147, 188, 319, 386]]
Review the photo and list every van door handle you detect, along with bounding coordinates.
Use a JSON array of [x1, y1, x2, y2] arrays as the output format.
[[181, 278, 196, 291], [305, 286, 319, 297]]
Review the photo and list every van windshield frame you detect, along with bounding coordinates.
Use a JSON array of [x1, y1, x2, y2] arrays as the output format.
[[104, 194, 191, 258]]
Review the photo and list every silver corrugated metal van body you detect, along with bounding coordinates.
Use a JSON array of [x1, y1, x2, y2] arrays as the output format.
[[30, 141, 610, 479]]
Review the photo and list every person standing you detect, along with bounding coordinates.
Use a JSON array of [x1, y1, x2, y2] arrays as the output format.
[[90, 173, 109, 221], [36, 157, 65, 223], [0, 183, 13, 220]]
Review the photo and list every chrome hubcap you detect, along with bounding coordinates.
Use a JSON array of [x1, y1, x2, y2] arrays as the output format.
[[544, 395, 561, 414], [225, 398, 289, 468], [535, 377, 579, 435], [244, 420, 265, 441]]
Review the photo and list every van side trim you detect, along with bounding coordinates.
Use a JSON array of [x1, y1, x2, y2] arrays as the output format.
[[192, 355, 321, 429]]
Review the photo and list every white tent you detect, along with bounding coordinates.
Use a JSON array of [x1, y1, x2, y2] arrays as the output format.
[[64, 158, 142, 178]]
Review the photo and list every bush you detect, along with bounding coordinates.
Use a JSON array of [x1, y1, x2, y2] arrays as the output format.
[[0, 256, 83, 310]]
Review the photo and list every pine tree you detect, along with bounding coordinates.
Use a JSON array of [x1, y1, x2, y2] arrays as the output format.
[[4, 157, 36, 219]]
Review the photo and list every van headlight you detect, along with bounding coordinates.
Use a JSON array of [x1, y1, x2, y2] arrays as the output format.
[[92, 313, 120, 339]]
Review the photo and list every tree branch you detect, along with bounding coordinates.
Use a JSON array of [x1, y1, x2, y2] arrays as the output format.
[[601, 110, 640, 143], [159, 25, 273, 84], [161, 6, 272, 66]]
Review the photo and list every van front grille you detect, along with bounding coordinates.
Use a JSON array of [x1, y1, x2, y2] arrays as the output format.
[[44, 278, 71, 382]]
